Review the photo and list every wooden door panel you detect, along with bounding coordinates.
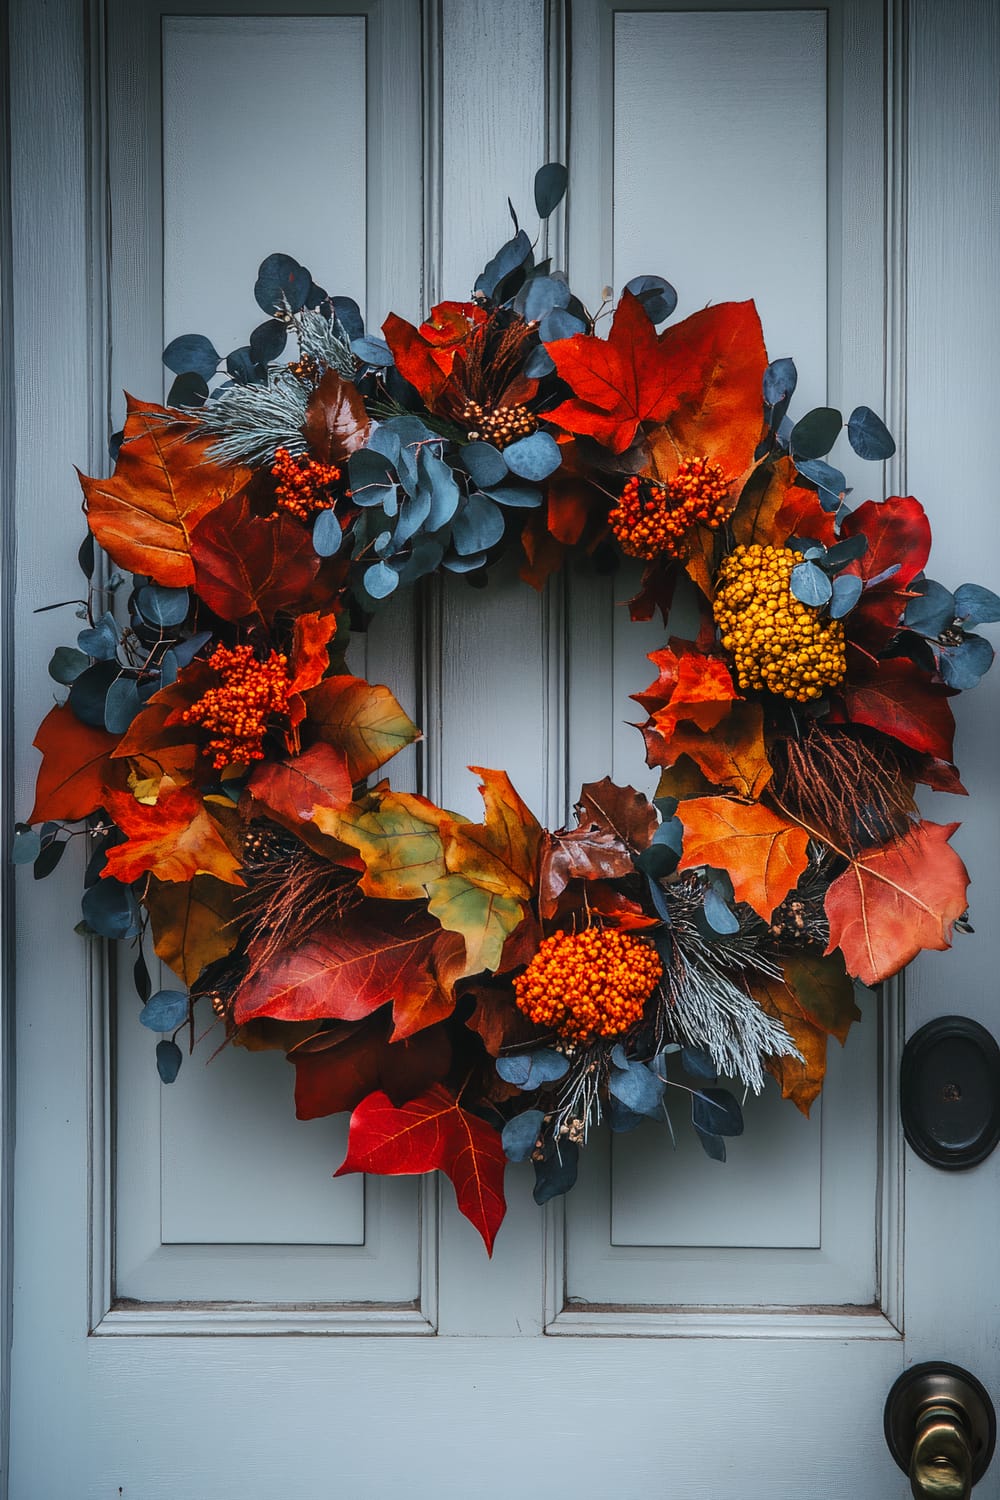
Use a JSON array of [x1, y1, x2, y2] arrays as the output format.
[[104, 0, 429, 1322]]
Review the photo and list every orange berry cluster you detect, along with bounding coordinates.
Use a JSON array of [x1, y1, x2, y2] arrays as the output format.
[[182, 644, 292, 769], [609, 458, 731, 560], [270, 447, 343, 521], [514, 927, 663, 1044], [714, 544, 846, 703]]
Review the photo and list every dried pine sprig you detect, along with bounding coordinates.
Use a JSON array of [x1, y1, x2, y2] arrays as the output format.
[[295, 308, 355, 377], [195, 367, 312, 467]]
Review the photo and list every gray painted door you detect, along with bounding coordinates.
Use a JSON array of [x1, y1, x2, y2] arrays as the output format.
[[8, 1, 999, 1496]]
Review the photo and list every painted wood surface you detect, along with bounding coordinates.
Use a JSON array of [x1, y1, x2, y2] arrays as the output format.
[[5, 0, 999, 1495]]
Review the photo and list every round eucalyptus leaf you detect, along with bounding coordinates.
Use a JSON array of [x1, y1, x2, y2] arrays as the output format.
[[48, 646, 90, 685], [167, 372, 210, 409], [847, 405, 896, 461], [156, 1039, 183, 1084], [440, 551, 488, 574], [363, 561, 399, 600], [524, 344, 556, 378], [312, 508, 344, 558], [351, 335, 394, 368], [938, 633, 995, 690], [140, 989, 190, 1033], [608, 1095, 645, 1133], [517, 274, 571, 322], [459, 442, 508, 488], [533, 162, 568, 219], [81, 877, 140, 940], [821, 534, 868, 573], [624, 274, 678, 324], [68, 661, 119, 728], [789, 406, 843, 460], [33, 839, 67, 880], [609, 1060, 665, 1118], [12, 827, 42, 865], [502, 430, 561, 481], [77, 612, 120, 661], [226, 346, 264, 385], [532, 1141, 579, 1204], [496, 1048, 569, 1088], [451, 493, 505, 556], [417, 449, 461, 529], [790, 559, 833, 607], [794, 457, 848, 511], [162, 333, 219, 380], [331, 296, 364, 340], [480, 482, 542, 509], [691, 1087, 744, 1137], [954, 582, 1000, 628], [104, 676, 141, 735], [539, 308, 587, 343], [905, 580, 956, 637], [249, 318, 288, 366], [171, 630, 212, 669], [475, 229, 532, 299], [501, 1109, 545, 1163], [703, 887, 740, 935], [829, 573, 864, 619], [763, 357, 798, 406], [693, 1127, 727, 1162], [254, 252, 312, 314], [137, 584, 189, 629]]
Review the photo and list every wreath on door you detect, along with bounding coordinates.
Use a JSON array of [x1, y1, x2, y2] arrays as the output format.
[[20, 164, 998, 1251]]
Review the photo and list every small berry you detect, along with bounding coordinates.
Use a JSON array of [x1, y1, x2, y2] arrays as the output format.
[[270, 447, 343, 521], [514, 928, 662, 1043], [609, 458, 730, 560], [182, 644, 292, 769], [714, 544, 846, 703]]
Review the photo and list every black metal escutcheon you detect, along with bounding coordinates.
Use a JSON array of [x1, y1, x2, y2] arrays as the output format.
[[900, 1015, 1000, 1170]]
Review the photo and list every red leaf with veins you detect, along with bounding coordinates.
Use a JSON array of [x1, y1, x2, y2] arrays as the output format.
[[840, 654, 956, 761], [335, 1085, 507, 1254], [191, 492, 319, 623], [290, 1016, 452, 1119], [840, 495, 931, 641]]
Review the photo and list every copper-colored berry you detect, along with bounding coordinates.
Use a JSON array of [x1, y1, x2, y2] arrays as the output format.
[[182, 643, 292, 769], [513, 927, 662, 1044], [609, 458, 730, 560], [270, 447, 343, 521]]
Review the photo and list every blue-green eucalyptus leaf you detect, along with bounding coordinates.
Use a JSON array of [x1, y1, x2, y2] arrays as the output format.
[[480, 482, 543, 509], [905, 580, 956, 637], [12, 827, 42, 865], [136, 585, 189, 629], [790, 560, 833, 607], [532, 1141, 579, 1204], [460, 442, 508, 488], [501, 1109, 545, 1163], [847, 405, 896, 460], [691, 1087, 744, 1137], [77, 612, 120, 661], [533, 162, 568, 219], [502, 430, 561, 481], [48, 646, 90, 685], [703, 887, 740, 935], [539, 309, 587, 343], [609, 1060, 666, 1118], [312, 508, 344, 557], [830, 573, 864, 618], [624, 274, 678, 324], [350, 335, 394, 367], [763, 357, 797, 406], [104, 676, 141, 735], [789, 407, 843, 460], [938, 634, 994, 690], [140, 989, 190, 1032], [496, 1048, 569, 1088], [156, 1039, 183, 1084], [81, 877, 140, 940], [363, 561, 399, 599], [794, 458, 848, 511], [954, 583, 1000, 628], [162, 333, 219, 380], [475, 230, 532, 299], [417, 449, 461, 529], [517, 275, 571, 322], [451, 494, 505, 556]]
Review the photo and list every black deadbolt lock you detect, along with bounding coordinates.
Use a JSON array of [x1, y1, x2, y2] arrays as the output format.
[[900, 1016, 1000, 1170]]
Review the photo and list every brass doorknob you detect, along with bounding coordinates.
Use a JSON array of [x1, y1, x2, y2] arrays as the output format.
[[885, 1364, 996, 1498]]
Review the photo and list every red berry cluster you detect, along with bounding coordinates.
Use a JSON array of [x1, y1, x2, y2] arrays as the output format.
[[608, 457, 730, 560], [182, 644, 292, 769], [513, 927, 663, 1044], [270, 447, 343, 521]]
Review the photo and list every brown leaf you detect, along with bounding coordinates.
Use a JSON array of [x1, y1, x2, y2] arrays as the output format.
[[750, 972, 830, 1116], [653, 704, 772, 800], [247, 743, 353, 827], [146, 873, 240, 987], [305, 675, 420, 780], [190, 492, 320, 622], [465, 986, 541, 1057], [79, 396, 248, 586], [303, 368, 371, 463]]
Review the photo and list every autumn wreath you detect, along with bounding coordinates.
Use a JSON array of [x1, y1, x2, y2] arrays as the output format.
[[20, 164, 999, 1252]]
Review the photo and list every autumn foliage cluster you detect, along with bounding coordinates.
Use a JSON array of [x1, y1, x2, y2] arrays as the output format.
[[21, 165, 998, 1252]]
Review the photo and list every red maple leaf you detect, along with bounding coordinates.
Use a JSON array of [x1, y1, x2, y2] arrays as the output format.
[[289, 1016, 452, 1120], [335, 1084, 507, 1254]]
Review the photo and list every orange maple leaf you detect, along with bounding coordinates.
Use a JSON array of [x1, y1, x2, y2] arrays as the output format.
[[79, 396, 249, 586], [823, 820, 970, 986], [102, 784, 245, 886], [443, 766, 542, 902], [29, 705, 121, 824], [288, 612, 338, 695], [658, 704, 773, 800], [677, 796, 810, 921]]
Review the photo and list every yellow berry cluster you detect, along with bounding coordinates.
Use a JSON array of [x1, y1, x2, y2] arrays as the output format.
[[608, 457, 730, 560], [270, 447, 343, 521], [182, 643, 292, 769], [714, 544, 846, 703], [461, 401, 537, 447], [514, 927, 663, 1044]]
